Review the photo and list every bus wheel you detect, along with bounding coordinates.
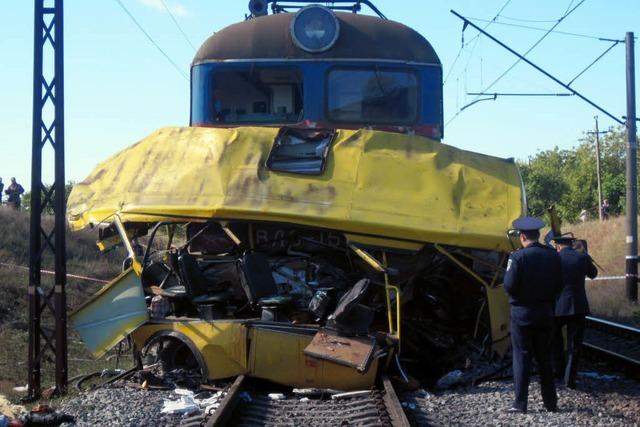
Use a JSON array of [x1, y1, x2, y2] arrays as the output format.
[[141, 333, 207, 381]]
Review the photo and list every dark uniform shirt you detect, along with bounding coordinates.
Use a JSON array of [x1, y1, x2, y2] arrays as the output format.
[[504, 242, 562, 325], [555, 247, 597, 316]]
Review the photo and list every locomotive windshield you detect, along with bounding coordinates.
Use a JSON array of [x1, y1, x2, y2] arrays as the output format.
[[191, 9, 443, 138], [212, 67, 303, 123], [327, 68, 418, 124]]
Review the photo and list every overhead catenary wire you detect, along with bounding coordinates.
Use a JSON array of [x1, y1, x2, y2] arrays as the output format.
[[114, 0, 189, 81], [498, 15, 563, 24], [469, 0, 587, 101], [461, 0, 513, 70], [467, 92, 574, 96], [446, 0, 587, 127], [449, 9, 623, 126], [160, 0, 198, 53], [563, 0, 576, 15], [458, 92, 573, 110], [444, 0, 513, 85], [567, 40, 621, 86], [465, 17, 623, 42]]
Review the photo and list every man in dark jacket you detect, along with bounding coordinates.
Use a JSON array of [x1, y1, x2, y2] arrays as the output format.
[[5, 177, 25, 210], [0, 178, 3, 204], [552, 234, 598, 389], [504, 216, 562, 413]]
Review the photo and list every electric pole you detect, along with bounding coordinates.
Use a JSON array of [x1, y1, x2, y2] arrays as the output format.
[[587, 116, 607, 221], [29, 0, 68, 398], [625, 31, 638, 303]]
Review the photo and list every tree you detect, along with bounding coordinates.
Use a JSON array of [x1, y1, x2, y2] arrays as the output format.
[[520, 125, 633, 224], [518, 148, 568, 218]]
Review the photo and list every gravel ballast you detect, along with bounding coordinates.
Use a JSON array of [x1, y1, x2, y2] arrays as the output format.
[[403, 372, 640, 426], [55, 370, 640, 426], [59, 387, 183, 426]]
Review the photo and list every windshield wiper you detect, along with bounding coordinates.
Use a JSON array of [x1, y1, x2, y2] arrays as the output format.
[[374, 66, 390, 98]]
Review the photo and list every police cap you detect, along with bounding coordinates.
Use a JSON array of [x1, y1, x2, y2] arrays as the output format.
[[551, 232, 576, 244], [512, 216, 545, 231]]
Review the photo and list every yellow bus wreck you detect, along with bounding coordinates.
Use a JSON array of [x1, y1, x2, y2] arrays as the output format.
[[68, 126, 524, 390]]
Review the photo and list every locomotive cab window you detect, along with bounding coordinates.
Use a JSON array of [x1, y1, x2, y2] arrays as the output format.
[[212, 68, 303, 124], [327, 68, 418, 124]]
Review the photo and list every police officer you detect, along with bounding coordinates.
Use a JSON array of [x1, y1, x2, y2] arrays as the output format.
[[552, 234, 598, 389], [504, 216, 561, 413]]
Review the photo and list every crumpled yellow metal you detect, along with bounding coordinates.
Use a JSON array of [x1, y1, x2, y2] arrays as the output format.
[[67, 126, 524, 252], [70, 268, 149, 358]]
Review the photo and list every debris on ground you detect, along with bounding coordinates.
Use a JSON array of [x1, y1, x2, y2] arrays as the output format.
[[330, 390, 369, 400], [19, 404, 74, 426], [414, 389, 433, 399], [162, 388, 227, 416], [58, 362, 231, 426], [160, 392, 199, 415], [435, 369, 464, 389], [0, 395, 25, 419], [267, 393, 285, 400], [128, 366, 203, 391], [292, 388, 341, 396], [578, 371, 621, 381]]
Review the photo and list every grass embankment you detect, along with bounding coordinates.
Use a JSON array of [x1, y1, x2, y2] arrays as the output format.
[[569, 216, 640, 326], [0, 207, 126, 401]]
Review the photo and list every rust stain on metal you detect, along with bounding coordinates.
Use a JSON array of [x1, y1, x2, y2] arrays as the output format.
[[304, 328, 376, 372]]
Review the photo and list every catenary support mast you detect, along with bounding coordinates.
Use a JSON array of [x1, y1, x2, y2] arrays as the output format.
[[587, 116, 606, 222], [28, 0, 67, 398], [625, 32, 638, 303]]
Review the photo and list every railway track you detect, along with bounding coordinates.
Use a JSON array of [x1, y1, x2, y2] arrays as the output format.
[[180, 375, 410, 427], [583, 316, 640, 374]]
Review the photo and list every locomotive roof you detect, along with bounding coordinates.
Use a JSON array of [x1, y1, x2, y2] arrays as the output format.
[[193, 12, 441, 65]]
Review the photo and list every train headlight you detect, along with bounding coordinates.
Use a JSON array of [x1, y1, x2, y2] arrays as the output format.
[[290, 5, 340, 53]]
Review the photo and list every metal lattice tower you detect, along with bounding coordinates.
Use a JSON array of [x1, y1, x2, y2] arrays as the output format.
[[28, 0, 67, 398]]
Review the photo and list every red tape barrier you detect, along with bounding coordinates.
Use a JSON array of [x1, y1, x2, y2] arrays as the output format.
[[0, 262, 109, 284]]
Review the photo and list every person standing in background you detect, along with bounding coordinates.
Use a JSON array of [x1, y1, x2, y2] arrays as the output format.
[[600, 199, 610, 220], [0, 178, 4, 204], [5, 177, 25, 210]]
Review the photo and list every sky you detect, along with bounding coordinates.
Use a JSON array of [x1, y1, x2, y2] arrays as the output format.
[[0, 0, 638, 190]]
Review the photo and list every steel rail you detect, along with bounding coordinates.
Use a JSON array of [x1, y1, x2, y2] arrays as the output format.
[[585, 316, 640, 335], [583, 316, 640, 373], [582, 342, 640, 369], [190, 375, 409, 427], [204, 375, 246, 427], [382, 376, 411, 427]]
